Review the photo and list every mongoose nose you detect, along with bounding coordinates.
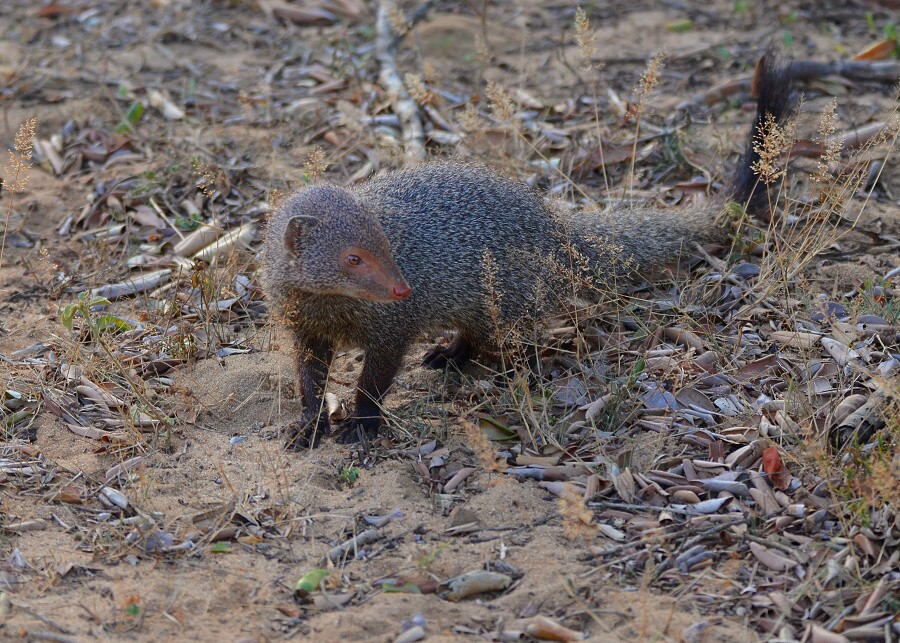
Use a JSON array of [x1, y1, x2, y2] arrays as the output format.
[[392, 283, 412, 300]]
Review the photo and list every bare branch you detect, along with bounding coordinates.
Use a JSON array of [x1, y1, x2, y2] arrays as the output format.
[[376, 0, 426, 163]]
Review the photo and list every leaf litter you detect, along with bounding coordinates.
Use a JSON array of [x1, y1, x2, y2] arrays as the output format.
[[0, 0, 898, 641]]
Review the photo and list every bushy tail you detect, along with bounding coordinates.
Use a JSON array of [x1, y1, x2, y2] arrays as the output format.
[[567, 55, 796, 278], [731, 54, 797, 214]]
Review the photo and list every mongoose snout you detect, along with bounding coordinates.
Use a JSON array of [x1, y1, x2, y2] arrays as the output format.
[[391, 282, 412, 300]]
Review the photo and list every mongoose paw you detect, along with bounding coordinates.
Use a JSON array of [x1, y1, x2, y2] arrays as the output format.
[[423, 335, 473, 370], [284, 414, 330, 450], [335, 416, 381, 444]]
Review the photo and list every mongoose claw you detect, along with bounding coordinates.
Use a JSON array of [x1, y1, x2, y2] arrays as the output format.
[[335, 416, 381, 444], [284, 414, 330, 450]]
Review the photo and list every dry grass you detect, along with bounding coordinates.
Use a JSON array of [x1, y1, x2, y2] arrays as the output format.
[[0, 117, 36, 270]]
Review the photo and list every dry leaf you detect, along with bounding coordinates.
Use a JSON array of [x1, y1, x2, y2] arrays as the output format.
[[762, 446, 790, 490], [852, 39, 898, 61], [749, 542, 797, 571]]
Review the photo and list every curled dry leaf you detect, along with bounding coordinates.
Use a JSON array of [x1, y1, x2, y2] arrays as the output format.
[[852, 533, 878, 559], [538, 480, 571, 497], [769, 330, 821, 349], [762, 446, 790, 490], [270, 2, 338, 26], [524, 615, 587, 642], [147, 89, 185, 120], [580, 394, 612, 420], [66, 423, 115, 440], [326, 529, 380, 563], [395, 625, 426, 643], [310, 592, 355, 611], [174, 222, 223, 257], [100, 486, 129, 510], [662, 326, 705, 351], [324, 392, 348, 422], [612, 469, 636, 503], [443, 570, 512, 601], [58, 485, 85, 504], [443, 467, 475, 493], [852, 39, 898, 61], [804, 623, 850, 643], [686, 496, 731, 514], [821, 337, 859, 367], [90, 269, 172, 300], [736, 353, 781, 380], [105, 456, 144, 482], [2, 520, 48, 533], [597, 523, 626, 541], [749, 542, 797, 571], [193, 223, 255, 263]]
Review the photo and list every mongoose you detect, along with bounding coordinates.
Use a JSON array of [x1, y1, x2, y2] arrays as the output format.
[[261, 56, 795, 449]]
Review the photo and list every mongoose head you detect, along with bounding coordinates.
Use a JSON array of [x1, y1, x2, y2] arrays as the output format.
[[278, 186, 411, 303]]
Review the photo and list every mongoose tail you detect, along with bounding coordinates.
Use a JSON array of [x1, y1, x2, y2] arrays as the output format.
[[568, 54, 797, 277]]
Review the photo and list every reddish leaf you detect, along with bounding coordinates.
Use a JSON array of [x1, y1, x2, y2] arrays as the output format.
[[762, 446, 790, 490], [58, 485, 85, 504], [735, 353, 780, 380], [852, 39, 899, 61]]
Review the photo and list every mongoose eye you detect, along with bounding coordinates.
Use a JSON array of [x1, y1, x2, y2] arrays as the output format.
[[346, 254, 362, 266]]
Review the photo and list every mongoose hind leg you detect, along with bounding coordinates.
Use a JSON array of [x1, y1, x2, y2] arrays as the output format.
[[336, 343, 408, 444], [286, 334, 334, 450], [422, 333, 474, 370]]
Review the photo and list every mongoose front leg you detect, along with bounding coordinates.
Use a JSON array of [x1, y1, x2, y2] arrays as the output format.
[[286, 335, 334, 449], [337, 345, 407, 444], [422, 333, 474, 370]]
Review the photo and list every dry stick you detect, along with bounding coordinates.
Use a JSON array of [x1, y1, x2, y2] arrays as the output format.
[[376, 0, 425, 163], [651, 517, 749, 580], [11, 602, 75, 635], [789, 59, 900, 83], [20, 632, 77, 643], [468, 513, 555, 543], [679, 59, 900, 110]]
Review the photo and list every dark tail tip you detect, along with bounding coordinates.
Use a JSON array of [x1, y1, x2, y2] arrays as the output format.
[[732, 54, 797, 214]]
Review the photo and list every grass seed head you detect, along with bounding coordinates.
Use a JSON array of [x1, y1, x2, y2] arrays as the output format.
[[814, 99, 842, 185], [462, 419, 506, 474], [458, 102, 483, 133], [560, 483, 594, 540], [304, 146, 328, 182], [404, 73, 433, 106], [625, 52, 665, 123], [751, 112, 791, 185], [486, 82, 516, 121], [574, 7, 598, 71], [2, 116, 36, 194]]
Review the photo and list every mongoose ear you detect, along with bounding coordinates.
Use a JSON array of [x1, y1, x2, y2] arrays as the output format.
[[283, 215, 319, 256]]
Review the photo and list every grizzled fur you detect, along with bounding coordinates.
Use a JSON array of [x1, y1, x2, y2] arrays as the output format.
[[261, 58, 795, 449]]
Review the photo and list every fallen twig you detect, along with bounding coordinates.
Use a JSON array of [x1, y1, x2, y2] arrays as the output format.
[[326, 528, 381, 564], [652, 517, 749, 579], [376, 0, 425, 163], [678, 59, 900, 109]]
